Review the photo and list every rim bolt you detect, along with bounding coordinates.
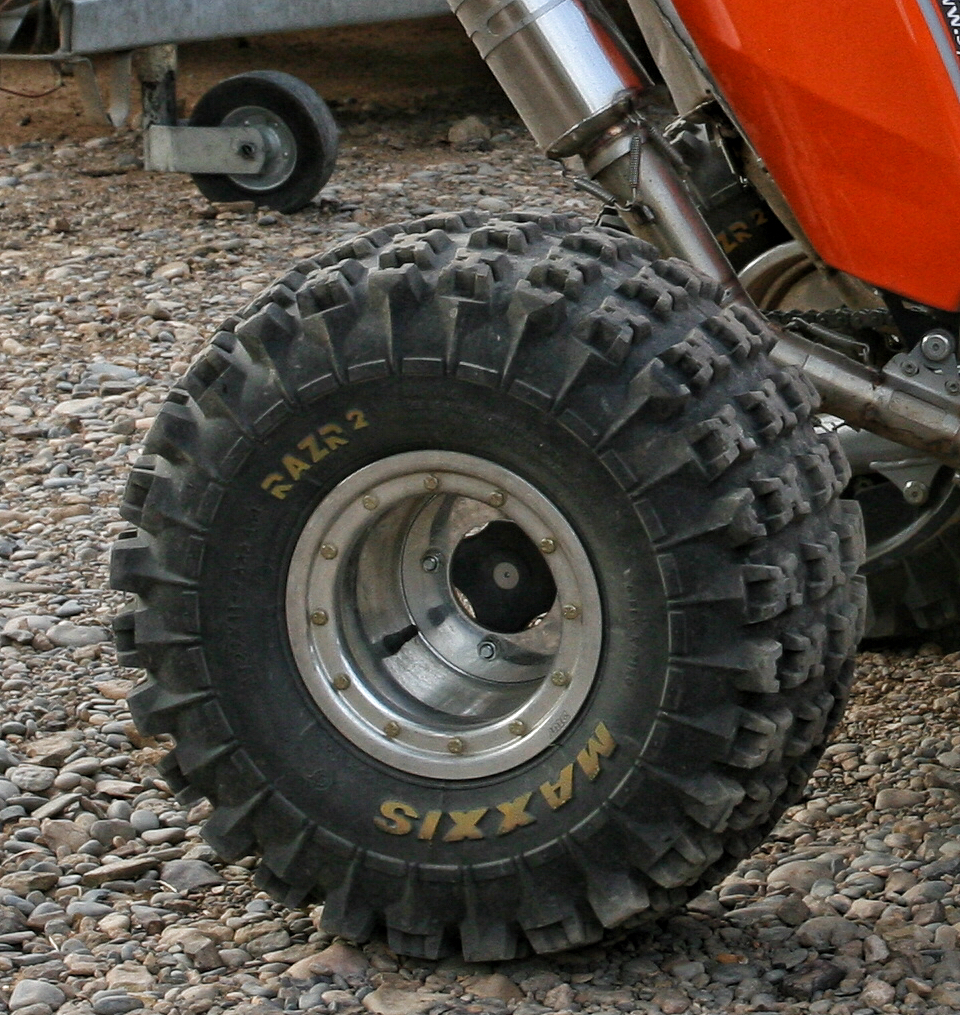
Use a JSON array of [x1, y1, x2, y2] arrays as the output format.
[[550, 670, 571, 687], [478, 640, 498, 661], [447, 737, 465, 754], [488, 490, 506, 507], [562, 604, 581, 620], [424, 475, 440, 491], [509, 720, 528, 736], [421, 553, 441, 573], [332, 673, 350, 691], [310, 609, 329, 626], [362, 495, 379, 510], [539, 537, 556, 554], [383, 721, 401, 738], [320, 543, 338, 560]]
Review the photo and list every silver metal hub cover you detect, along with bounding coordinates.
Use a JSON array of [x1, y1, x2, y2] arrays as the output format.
[[222, 105, 297, 191], [286, 451, 603, 779]]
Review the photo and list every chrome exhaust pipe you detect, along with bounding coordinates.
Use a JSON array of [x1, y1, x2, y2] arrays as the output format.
[[448, 0, 648, 158]]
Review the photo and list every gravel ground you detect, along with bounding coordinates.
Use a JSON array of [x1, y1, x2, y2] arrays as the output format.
[[1, 113, 960, 1015]]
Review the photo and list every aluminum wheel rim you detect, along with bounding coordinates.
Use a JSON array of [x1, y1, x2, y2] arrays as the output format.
[[286, 451, 603, 779], [222, 105, 297, 192]]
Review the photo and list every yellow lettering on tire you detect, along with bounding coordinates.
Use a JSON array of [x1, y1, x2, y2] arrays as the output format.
[[443, 808, 487, 842], [372, 723, 616, 837], [260, 473, 292, 500], [496, 792, 536, 835], [540, 764, 574, 810], [576, 722, 617, 780], [418, 810, 443, 841], [374, 800, 418, 835], [319, 423, 349, 451], [298, 433, 328, 463], [283, 454, 312, 481]]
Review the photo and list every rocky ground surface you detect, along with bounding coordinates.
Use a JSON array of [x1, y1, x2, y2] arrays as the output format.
[[0, 103, 959, 1015]]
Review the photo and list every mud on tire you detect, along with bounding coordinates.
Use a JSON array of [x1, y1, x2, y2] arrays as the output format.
[[111, 212, 866, 960]]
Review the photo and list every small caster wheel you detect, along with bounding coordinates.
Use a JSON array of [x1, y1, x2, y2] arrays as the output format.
[[188, 70, 338, 213]]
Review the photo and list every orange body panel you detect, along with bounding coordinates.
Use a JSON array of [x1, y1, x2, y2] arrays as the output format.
[[670, 0, 960, 310]]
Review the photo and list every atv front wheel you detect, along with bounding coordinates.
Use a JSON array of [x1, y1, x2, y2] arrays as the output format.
[[112, 213, 865, 960]]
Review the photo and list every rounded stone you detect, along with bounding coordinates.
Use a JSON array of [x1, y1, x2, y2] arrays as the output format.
[[10, 980, 65, 1011], [130, 808, 161, 833], [875, 788, 926, 810], [7, 765, 56, 792], [858, 978, 896, 1007], [767, 859, 833, 893]]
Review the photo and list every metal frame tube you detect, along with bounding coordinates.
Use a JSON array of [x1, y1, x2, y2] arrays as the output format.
[[448, 0, 743, 291], [771, 328, 960, 469]]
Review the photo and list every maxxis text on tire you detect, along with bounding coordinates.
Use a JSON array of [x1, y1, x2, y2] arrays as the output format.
[[188, 71, 338, 214], [111, 212, 866, 961]]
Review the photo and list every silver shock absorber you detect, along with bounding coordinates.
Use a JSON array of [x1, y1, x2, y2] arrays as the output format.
[[447, 0, 742, 295]]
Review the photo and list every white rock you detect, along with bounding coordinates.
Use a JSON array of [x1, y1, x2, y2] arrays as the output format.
[[47, 621, 110, 647], [52, 396, 103, 417]]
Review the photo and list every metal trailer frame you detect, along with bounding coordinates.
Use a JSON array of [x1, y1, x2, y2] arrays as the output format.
[[1, 0, 451, 201], [60, 0, 450, 53], [1, 0, 449, 127]]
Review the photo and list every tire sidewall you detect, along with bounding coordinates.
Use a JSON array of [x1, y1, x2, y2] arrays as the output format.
[[198, 376, 669, 868]]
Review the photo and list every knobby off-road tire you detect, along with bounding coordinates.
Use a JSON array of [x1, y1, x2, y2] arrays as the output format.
[[737, 240, 960, 640], [112, 212, 866, 961]]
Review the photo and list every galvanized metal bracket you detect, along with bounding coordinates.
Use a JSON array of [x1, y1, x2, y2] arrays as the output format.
[[144, 125, 268, 175], [883, 329, 960, 414], [68, 50, 132, 126]]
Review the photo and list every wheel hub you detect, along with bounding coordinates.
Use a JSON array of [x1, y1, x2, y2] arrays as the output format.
[[286, 451, 602, 779], [222, 105, 297, 192]]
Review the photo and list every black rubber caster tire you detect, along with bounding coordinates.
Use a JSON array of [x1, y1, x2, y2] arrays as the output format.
[[112, 211, 866, 961], [188, 70, 337, 213]]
